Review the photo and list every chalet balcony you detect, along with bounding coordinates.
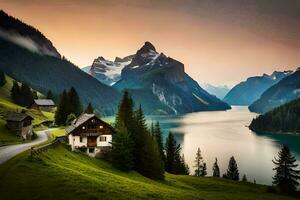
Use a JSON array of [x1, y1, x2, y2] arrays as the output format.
[[87, 142, 97, 148], [79, 128, 107, 136]]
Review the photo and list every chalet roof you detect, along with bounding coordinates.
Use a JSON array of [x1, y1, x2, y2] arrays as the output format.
[[66, 113, 114, 134], [5, 112, 33, 122], [33, 99, 55, 106]]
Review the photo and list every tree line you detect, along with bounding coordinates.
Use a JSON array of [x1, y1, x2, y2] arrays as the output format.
[[250, 98, 300, 133], [54, 87, 94, 125], [193, 144, 300, 194], [11, 81, 38, 107], [8, 73, 57, 108], [111, 91, 191, 179], [111, 91, 300, 195]]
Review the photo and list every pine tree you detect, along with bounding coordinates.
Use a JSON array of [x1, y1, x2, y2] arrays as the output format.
[[212, 158, 220, 177], [134, 105, 164, 179], [46, 90, 53, 99], [114, 94, 164, 179], [165, 132, 177, 173], [85, 103, 94, 114], [111, 125, 134, 171], [55, 90, 69, 125], [11, 81, 21, 104], [20, 83, 34, 107], [201, 163, 207, 177], [242, 174, 248, 182], [67, 87, 82, 116], [150, 122, 154, 137], [180, 154, 190, 175], [223, 156, 239, 181], [0, 70, 6, 86], [153, 121, 165, 162], [174, 153, 189, 175], [115, 90, 134, 131], [272, 145, 300, 193], [132, 105, 148, 171], [142, 134, 165, 179], [194, 148, 206, 176], [165, 132, 188, 175]]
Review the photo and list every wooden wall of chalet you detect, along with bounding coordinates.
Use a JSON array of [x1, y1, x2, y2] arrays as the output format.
[[6, 117, 33, 136], [72, 117, 113, 136], [6, 120, 23, 134]]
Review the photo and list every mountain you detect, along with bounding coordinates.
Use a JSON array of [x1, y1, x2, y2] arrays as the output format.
[[249, 98, 300, 133], [87, 55, 134, 85], [223, 71, 292, 105], [81, 66, 91, 73], [249, 68, 300, 113], [201, 83, 230, 99], [0, 10, 120, 115], [0, 10, 60, 57], [113, 42, 230, 115]]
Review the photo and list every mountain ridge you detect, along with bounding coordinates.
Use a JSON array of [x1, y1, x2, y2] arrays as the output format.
[[223, 71, 292, 105], [249, 69, 300, 113], [113, 41, 231, 114]]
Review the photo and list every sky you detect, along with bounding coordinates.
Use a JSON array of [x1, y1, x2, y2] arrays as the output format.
[[0, 0, 299, 86]]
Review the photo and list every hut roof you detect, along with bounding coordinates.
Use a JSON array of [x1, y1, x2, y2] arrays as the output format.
[[66, 113, 115, 134], [33, 99, 55, 106], [6, 112, 33, 122]]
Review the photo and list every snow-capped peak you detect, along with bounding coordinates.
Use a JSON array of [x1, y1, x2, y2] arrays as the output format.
[[88, 55, 134, 85]]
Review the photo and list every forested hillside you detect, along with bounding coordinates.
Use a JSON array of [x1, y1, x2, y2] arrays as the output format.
[[0, 38, 120, 115], [249, 98, 300, 133]]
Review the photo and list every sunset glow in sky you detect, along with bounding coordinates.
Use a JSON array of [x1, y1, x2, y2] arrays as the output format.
[[1, 0, 299, 86]]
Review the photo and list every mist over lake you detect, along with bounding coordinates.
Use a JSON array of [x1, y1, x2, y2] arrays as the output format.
[[148, 106, 300, 185]]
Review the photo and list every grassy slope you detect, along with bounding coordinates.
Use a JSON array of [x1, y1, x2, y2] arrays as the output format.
[[0, 145, 296, 200], [0, 75, 54, 145], [50, 127, 66, 137]]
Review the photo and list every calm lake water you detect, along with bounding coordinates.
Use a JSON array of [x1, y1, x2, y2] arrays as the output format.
[[148, 106, 300, 185]]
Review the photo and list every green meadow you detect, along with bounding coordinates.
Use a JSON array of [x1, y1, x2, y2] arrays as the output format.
[[0, 145, 297, 200], [0, 75, 54, 145]]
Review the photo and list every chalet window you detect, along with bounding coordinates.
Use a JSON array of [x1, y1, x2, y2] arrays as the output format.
[[82, 126, 86, 129], [80, 136, 83, 142], [99, 125, 103, 129], [99, 136, 106, 142]]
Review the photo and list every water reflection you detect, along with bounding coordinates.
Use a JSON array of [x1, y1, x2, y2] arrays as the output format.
[[148, 106, 300, 185], [255, 132, 300, 160]]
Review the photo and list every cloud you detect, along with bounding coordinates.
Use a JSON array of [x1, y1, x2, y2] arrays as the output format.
[[0, 28, 40, 53], [0, 28, 58, 56]]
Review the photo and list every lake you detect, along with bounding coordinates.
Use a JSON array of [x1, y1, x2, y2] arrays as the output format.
[[148, 106, 300, 185]]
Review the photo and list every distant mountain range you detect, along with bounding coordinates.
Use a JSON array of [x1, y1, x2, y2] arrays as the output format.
[[223, 71, 292, 106], [0, 10, 120, 115], [111, 42, 230, 114], [249, 68, 300, 113], [201, 83, 230, 99]]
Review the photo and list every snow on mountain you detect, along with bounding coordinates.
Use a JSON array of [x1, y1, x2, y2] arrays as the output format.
[[88, 55, 134, 86], [113, 41, 231, 114]]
